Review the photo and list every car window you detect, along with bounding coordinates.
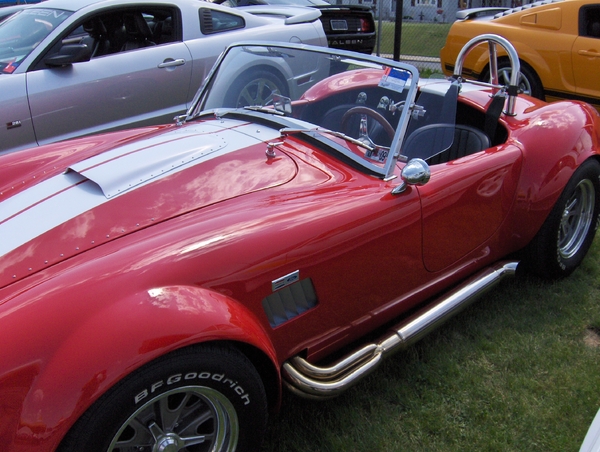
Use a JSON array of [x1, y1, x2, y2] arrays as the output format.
[[44, 6, 181, 64], [580, 5, 600, 39], [0, 8, 72, 73], [199, 8, 244, 34]]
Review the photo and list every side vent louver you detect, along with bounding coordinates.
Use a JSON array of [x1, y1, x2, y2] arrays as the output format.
[[199, 9, 214, 34], [262, 278, 318, 328]]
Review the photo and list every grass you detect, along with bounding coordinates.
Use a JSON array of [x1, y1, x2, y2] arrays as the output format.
[[375, 21, 452, 58], [261, 238, 600, 451]]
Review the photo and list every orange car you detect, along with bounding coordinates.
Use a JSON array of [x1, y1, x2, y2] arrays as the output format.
[[440, 0, 600, 111]]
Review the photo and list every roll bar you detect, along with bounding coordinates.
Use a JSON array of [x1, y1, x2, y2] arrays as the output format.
[[452, 34, 521, 116]]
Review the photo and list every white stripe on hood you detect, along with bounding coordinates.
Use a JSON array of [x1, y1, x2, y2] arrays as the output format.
[[0, 120, 282, 259]]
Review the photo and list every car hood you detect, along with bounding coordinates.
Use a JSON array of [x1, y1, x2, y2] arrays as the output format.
[[0, 118, 295, 289]]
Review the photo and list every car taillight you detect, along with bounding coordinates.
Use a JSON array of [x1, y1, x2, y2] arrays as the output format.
[[360, 18, 373, 33]]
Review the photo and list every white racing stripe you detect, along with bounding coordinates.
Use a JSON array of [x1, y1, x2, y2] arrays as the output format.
[[0, 175, 109, 258], [1, 170, 88, 224], [72, 133, 229, 198], [0, 119, 282, 259]]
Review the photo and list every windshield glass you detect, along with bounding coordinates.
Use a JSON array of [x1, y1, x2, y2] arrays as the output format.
[[0, 8, 72, 74], [191, 43, 420, 177]]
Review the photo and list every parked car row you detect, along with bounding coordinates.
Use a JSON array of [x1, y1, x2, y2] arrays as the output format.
[[1, 32, 600, 451], [441, 0, 600, 111], [0, 0, 327, 155], [214, 0, 376, 54]]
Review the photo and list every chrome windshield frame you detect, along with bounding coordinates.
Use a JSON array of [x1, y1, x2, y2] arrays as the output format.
[[185, 41, 421, 181]]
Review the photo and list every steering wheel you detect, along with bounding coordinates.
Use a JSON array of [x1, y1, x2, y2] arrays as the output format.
[[340, 106, 396, 146]]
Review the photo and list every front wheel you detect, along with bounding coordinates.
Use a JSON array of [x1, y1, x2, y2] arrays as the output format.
[[523, 159, 600, 278], [483, 59, 544, 100], [58, 344, 268, 452]]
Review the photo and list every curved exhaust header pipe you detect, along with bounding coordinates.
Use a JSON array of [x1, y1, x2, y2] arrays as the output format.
[[283, 261, 519, 399]]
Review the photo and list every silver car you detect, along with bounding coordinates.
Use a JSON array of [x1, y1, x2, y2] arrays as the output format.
[[0, 0, 326, 154], [0, 5, 28, 23]]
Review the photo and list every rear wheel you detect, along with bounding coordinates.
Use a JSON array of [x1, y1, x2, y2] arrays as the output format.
[[523, 159, 600, 278], [58, 344, 268, 452], [225, 69, 287, 108]]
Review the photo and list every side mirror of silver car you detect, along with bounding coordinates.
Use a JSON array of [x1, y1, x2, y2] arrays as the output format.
[[44, 44, 91, 67], [392, 158, 431, 194]]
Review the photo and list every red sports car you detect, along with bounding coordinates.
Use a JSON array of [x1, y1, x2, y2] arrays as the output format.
[[1, 35, 599, 452]]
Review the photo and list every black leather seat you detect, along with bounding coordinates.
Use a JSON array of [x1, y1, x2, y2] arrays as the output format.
[[121, 13, 155, 51], [588, 21, 600, 38], [81, 18, 109, 57], [153, 16, 174, 44], [402, 123, 490, 165]]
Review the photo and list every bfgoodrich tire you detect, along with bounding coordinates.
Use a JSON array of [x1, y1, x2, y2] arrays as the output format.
[[523, 159, 600, 278], [58, 344, 268, 452]]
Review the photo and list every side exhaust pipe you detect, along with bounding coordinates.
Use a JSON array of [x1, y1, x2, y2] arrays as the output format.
[[283, 261, 519, 399]]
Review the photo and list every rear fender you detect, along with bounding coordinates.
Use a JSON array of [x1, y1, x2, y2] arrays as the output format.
[[4, 285, 278, 451], [504, 101, 600, 247]]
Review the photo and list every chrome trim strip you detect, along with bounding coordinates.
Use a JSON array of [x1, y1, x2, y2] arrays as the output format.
[[272, 270, 300, 292]]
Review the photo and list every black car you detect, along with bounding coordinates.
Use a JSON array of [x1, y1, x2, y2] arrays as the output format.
[[220, 0, 376, 54]]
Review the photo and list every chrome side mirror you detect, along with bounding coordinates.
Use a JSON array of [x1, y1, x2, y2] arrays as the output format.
[[392, 158, 431, 194]]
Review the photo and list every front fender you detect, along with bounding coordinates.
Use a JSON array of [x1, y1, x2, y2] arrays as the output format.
[[0, 73, 37, 154], [0, 280, 278, 452]]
